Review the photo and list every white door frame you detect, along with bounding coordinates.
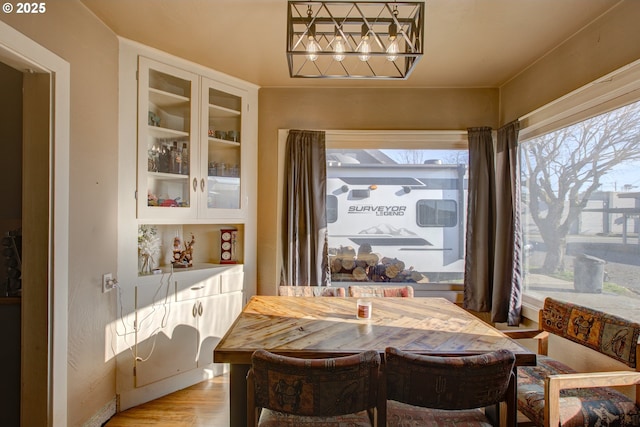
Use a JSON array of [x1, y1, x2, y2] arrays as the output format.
[[0, 20, 70, 427]]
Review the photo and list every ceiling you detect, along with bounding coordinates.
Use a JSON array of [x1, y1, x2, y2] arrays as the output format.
[[80, 0, 621, 88]]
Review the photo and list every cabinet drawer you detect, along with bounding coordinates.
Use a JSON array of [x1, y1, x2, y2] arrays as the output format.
[[175, 273, 221, 302]]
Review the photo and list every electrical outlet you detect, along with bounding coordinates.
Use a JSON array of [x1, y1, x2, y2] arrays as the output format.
[[103, 273, 114, 293]]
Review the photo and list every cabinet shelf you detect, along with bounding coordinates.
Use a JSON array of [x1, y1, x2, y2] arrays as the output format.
[[208, 103, 241, 118], [138, 262, 238, 277], [208, 137, 240, 147], [149, 88, 190, 110], [148, 125, 189, 139], [207, 176, 240, 184], [147, 171, 190, 180]]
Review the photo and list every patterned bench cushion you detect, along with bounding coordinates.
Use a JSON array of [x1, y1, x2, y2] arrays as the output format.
[[541, 298, 640, 368], [258, 409, 373, 427], [387, 400, 495, 427], [517, 355, 640, 427]]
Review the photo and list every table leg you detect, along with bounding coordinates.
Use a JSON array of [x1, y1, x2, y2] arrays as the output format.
[[229, 363, 250, 427], [509, 368, 518, 427]]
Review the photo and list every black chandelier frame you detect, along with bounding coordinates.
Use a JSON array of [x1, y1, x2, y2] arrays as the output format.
[[286, 1, 425, 79]]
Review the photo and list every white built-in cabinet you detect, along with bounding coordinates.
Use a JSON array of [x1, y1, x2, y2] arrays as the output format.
[[134, 266, 244, 387], [117, 39, 257, 410], [138, 57, 249, 221]]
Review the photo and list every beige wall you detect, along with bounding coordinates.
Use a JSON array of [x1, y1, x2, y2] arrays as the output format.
[[500, 0, 640, 125], [257, 87, 498, 293], [0, 1, 119, 426]]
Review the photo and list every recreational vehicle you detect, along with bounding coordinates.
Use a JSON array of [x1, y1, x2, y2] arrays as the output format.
[[326, 157, 468, 283]]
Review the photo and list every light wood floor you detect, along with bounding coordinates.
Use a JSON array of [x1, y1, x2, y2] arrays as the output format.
[[103, 371, 533, 426], [104, 374, 230, 426]]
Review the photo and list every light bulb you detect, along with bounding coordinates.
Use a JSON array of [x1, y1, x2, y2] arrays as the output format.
[[333, 35, 346, 62], [358, 24, 371, 62], [306, 36, 321, 62], [358, 36, 371, 62], [387, 8, 400, 62], [305, 8, 321, 62], [386, 37, 399, 61]]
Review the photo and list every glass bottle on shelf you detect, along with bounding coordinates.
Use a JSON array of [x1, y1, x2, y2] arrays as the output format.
[[169, 141, 178, 174], [158, 143, 170, 173], [181, 142, 189, 175]]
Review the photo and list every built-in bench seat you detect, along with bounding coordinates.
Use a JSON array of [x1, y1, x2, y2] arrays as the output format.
[[504, 298, 640, 427]]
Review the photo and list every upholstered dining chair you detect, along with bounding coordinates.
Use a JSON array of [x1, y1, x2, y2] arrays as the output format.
[[348, 285, 414, 298], [382, 347, 517, 427], [247, 349, 381, 427], [278, 285, 346, 297]]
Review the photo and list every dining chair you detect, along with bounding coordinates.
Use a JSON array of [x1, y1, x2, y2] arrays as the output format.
[[247, 349, 381, 427], [348, 285, 414, 298], [382, 347, 517, 427], [278, 285, 346, 297]]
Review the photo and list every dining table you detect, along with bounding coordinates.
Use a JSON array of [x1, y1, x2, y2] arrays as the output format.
[[214, 295, 536, 427]]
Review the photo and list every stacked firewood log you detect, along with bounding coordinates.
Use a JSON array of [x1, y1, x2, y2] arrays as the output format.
[[329, 243, 428, 283]]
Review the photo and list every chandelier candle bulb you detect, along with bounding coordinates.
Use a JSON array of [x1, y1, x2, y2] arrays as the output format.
[[333, 27, 346, 62]]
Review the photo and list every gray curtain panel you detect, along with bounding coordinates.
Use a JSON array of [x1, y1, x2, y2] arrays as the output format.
[[464, 127, 496, 314], [493, 121, 522, 326], [464, 123, 522, 326], [280, 130, 330, 287]]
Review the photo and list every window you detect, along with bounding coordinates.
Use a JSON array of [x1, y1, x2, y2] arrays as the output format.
[[326, 144, 468, 284], [417, 200, 458, 227], [520, 99, 640, 317]]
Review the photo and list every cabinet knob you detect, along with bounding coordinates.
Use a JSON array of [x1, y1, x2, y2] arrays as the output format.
[[192, 303, 198, 318], [192, 177, 198, 192], [198, 301, 203, 316], [200, 178, 205, 192]]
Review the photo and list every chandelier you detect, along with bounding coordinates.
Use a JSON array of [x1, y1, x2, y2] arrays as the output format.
[[287, 1, 425, 79]]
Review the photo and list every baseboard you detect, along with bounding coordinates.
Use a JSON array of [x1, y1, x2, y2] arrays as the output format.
[[82, 397, 117, 427]]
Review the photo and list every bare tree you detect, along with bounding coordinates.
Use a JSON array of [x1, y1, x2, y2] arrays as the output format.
[[394, 150, 428, 164], [521, 101, 640, 273]]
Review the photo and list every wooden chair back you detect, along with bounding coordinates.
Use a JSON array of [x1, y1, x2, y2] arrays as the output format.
[[247, 349, 381, 426], [278, 285, 345, 297], [383, 347, 516, 426], [348, 285, 414, 298]]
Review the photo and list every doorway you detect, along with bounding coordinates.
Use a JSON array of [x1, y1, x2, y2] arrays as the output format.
[[0, 60, 23, 427], [0, 20, 70, 427]]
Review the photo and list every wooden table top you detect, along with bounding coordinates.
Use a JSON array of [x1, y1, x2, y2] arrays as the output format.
[[214, 295, 535, 366]]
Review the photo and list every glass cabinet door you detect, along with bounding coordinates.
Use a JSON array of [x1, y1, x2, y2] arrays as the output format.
[[200, 78, 245, 217], [137, 57, 198, 220]]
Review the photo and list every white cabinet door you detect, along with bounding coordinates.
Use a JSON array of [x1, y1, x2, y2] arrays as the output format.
[[134, 291, 198, 387], [138, 57, 255, 222], [198, 78, 249, 219], [137, 56, 199, 220], [196, 291, 243, 367]]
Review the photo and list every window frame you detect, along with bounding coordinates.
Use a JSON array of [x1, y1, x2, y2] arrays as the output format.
[[276, 129, 469, 291], [517, 58, 640, 313]]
